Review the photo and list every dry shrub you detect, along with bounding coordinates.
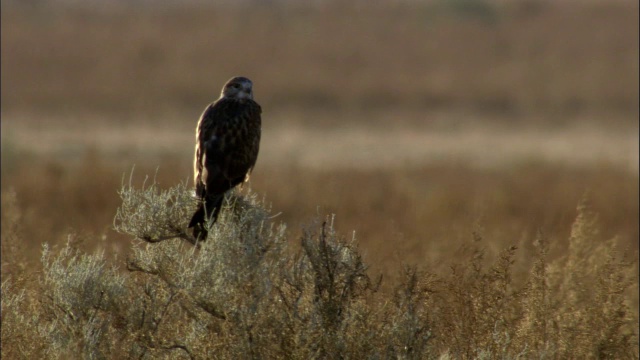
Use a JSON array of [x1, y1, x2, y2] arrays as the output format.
[[2, 181, 637, 359]]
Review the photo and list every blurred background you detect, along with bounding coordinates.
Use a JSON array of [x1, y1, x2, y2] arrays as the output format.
[[1, 0, 638, 276]]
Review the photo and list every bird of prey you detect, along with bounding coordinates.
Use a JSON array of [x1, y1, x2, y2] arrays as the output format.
[[188, 76, 262, 241]]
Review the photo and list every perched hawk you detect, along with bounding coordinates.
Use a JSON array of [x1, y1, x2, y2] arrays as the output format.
[[188, 76, 262, 240]]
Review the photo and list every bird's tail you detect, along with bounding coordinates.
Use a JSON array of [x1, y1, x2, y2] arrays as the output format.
[[188, 194, 224, 241]]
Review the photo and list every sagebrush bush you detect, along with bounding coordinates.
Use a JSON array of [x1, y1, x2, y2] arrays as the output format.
[[2, 180, 637, 359]]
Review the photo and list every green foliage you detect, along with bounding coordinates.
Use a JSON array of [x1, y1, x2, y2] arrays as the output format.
[[2, 182, 638, 359]]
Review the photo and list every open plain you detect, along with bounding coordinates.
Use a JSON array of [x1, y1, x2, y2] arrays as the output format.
[[2, 1, 638, 358]]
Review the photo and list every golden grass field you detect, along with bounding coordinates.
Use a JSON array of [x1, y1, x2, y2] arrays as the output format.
[[1, 1, 639, 358]]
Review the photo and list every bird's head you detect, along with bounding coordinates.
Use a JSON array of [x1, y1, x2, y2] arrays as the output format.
[[220, 76, 254, 101]]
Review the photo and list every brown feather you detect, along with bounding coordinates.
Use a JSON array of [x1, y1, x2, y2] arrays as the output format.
[[189, 81, 262, 241]]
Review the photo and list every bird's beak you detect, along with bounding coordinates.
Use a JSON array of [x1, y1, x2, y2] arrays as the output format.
[[240, 90, 253, 100]]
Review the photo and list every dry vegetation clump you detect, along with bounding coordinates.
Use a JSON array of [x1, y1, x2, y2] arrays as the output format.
[[2, 180, 637, 359]]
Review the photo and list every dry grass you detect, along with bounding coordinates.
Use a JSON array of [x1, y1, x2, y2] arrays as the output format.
[[2, 148, 638, 273], [1, 0, 638, 124], [2, 175, 638, 358]]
